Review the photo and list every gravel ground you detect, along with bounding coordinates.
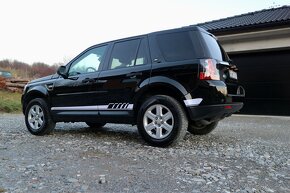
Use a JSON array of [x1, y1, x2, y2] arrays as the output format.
[[0, 114, 289, 193]]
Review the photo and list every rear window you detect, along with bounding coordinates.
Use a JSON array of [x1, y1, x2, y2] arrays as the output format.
[[157, 31, 196, 62], [201, 32, 227, 61]]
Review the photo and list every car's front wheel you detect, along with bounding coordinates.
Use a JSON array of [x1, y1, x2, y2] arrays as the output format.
[[137, 95, 188, 147], [187, 121, 218, 135], [25, 98, 55, 135]]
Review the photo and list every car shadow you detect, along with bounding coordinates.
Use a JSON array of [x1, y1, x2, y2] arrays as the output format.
[[52, 123, 142, 144], [51, 123, 239, 148]]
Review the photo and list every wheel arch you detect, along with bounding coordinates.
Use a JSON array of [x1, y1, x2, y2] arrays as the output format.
[[133, 76, 192, 122], [22, 86, 49, 113]]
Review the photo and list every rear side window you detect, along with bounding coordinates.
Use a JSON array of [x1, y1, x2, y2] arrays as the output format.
[[109, 39, 140, 69], [201, 33, 226, 61], [135, 39, 148, 65], [157, 31, 196, 62], [109, 38, 148, 69]]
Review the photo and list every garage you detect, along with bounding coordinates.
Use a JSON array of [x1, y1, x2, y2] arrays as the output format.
[[230, 50, 290, 115], [198, 6, 290, 115]]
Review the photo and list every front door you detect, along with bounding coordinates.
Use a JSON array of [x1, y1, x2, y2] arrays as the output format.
[[50, 45, 108, 110]]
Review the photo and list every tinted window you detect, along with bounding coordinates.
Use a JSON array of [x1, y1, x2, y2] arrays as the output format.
[[157, 31, 195, 62], [135, 39, 148, 66], [109, 39, 140, 69], [201, 33, 225, 61], [69, 45, 107, 76]]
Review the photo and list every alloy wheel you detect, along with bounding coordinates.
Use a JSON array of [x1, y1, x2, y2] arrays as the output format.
[[143, 104, 174, 139], [28, 105, 44, 130]]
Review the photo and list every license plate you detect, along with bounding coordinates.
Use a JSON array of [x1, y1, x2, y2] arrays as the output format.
[[229, 70, 237, 79]]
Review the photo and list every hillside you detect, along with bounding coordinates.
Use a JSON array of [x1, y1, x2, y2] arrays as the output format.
[[0, 60, 60, 79]]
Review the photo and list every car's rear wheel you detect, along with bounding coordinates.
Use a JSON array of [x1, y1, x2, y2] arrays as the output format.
[[137, 95, 188, 147], [188, 121, 218, 135], [85, 122, 106, 128], [25, 98, 55, 135]]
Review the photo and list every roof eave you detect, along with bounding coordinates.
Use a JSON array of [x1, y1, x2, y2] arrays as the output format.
[[205, 20, 290, 35]]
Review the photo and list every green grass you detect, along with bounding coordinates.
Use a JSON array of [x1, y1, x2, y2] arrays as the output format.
[[0, 90, 22, 113]]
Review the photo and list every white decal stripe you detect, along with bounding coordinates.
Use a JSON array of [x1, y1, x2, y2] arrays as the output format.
[[127, 104, 133, 110], [184, 98, 203, 107], [51, 104, 133, 111]]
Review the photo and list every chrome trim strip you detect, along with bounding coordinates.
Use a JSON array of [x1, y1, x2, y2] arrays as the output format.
[[56, 91, 106, 96], [51, 104, 134, 111], [98, 105, 109, 110], [218, 61, 230, 66], [184, 98, 203, 107], [51, 106, 99, 111]]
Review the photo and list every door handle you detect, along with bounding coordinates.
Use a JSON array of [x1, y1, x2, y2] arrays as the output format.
[[68, 76, 79, 80], [95, 80, 107, 84], [82, 78, 95, 83], [126, 72, 142, 78]]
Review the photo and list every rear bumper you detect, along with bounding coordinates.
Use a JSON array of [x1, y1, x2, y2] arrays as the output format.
[[187, 102, 243, 121]]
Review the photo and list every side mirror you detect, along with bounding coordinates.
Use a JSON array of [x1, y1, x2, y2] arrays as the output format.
[[57, 66, 68, 79]]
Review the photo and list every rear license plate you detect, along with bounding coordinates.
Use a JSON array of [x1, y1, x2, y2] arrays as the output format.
[[229, 70, 237, 79]]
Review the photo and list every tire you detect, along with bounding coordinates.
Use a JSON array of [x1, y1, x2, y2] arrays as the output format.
[[85, 122, 106, 128], [137, 95, 188, 147], [25, 98, 55, 135], [188, 121, 218, 135]]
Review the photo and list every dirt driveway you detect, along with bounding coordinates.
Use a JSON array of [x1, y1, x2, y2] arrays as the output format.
[[0, 114, 289, 193]]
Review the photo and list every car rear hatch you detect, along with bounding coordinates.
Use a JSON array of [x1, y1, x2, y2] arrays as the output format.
[[198, 31, 245, 98]]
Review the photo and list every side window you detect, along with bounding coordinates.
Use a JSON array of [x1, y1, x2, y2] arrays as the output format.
[[109, 39, 140, 69], [135, 39, 148, 66], [201, 32, 224, 61], [157, 31, 196, 62], [69, 45, 107, 76]]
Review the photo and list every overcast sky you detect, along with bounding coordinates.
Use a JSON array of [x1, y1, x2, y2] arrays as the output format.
[[1, 0, 290, 65]]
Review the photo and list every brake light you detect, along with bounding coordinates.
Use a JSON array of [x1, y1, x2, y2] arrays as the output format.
[[199, 59, 220, 80], [224, 105, 232, 109]]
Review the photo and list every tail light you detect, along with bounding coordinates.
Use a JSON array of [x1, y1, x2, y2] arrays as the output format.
[[199, 59, 220, 80], [224, 105, 232, 109]]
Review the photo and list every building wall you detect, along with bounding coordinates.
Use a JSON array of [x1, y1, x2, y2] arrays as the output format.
[[217, 27, 290, 54]]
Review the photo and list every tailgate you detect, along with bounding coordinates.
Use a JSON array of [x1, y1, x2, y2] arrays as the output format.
[[217, 61, 245, 97]]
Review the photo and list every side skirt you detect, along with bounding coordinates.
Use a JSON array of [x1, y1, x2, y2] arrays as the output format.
[[51, 110, 134, 123]]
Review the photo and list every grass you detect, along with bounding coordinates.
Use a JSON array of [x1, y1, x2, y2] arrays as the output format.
[[0, 90, 22, 113]]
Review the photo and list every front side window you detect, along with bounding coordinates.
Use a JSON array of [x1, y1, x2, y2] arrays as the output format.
[[109, 39, 140, 69], [69, 45, 107, 76]]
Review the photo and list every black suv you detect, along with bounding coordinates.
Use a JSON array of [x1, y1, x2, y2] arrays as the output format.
[[22, 26, 244, 147]]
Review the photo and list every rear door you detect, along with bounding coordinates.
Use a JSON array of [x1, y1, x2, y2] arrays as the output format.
[[95, 37, 151, 119]]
